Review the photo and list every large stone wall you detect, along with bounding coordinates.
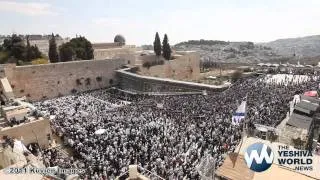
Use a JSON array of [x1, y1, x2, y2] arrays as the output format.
[[117, 68, 228, 93], [138, 52, 200, 81], [2, 59, 126, 101]]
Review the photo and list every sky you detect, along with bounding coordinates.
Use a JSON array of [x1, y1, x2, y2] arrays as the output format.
[[0, 0, 320, 45]]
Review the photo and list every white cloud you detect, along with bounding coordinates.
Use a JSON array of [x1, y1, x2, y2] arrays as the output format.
[[0, 1, 57, 16]]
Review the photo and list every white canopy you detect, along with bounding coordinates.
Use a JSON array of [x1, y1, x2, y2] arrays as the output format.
[[94, 129, 107, 135]]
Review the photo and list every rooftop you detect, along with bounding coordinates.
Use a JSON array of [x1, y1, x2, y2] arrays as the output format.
[[287, 112, 313, 130], [0, 97, 43, 128], [215, 153, 254, 180]]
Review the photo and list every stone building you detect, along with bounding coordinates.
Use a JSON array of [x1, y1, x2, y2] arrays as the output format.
[[29, 38, 70, 57], [278, 95, 320, 150], [0, 98, 52, 148], [93, 34, 138, 60]]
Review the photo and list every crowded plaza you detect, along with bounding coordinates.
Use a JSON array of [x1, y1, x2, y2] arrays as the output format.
[[33, 71, 320, 180]]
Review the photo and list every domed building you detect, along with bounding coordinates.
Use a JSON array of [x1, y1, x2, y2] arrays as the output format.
[[92, 34, 136, 60], [114, 34, 126, 45]]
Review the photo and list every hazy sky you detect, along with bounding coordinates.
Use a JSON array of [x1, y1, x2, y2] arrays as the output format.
[[1, 0, 320, 45]]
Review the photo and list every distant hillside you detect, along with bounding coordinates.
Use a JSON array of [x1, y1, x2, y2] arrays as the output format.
[[260, 35, 320, 57], [174, 40, 283, 63]]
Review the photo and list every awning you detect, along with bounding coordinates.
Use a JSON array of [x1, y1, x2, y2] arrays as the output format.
[[304, 91, 318, 97]]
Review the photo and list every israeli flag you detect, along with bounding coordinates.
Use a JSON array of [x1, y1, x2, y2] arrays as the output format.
[[232, 101, 246, 125]]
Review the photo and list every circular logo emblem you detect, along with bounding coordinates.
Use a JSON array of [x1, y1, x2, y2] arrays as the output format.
[[244, 143, 274, 172]]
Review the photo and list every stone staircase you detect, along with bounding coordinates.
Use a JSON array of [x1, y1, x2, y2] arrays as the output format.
[[54, 145, 70, 158]]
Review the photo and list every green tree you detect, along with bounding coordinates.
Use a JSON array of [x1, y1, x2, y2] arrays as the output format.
[[69, 36, 94, 60], [231, 70, 242, 83], [153, 32, 161, 56], [0, 34, 42, 64], [59, 42, 74, 62], [0, 41, 8, 64], [2, 39, 11, 50], [31, 45, 42, 59], [162, 34, 172, 60], [49, 33, 59, 63], [58, 36, 94, 62], [0, 51, 9, 64], [24, 36, 41, 61], [3, 34, 25, 60], [25, 36, 33, 62]]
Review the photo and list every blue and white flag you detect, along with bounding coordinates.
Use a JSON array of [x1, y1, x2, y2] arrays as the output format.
[[232, 101, 246, 125]]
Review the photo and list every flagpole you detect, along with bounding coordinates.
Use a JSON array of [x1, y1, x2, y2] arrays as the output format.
[[232, 94, 247, 168], [243, 94, 248, 136]]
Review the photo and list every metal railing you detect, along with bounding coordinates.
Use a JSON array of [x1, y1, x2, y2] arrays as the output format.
[[115, 171, 129, 180], [138, 166, 165, 180]]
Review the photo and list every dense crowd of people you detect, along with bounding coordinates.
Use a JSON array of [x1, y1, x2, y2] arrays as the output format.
[[33, 72, 320, 180]]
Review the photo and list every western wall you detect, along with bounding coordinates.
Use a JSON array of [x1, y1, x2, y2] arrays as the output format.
[[1, 59, 126, 101], [0, 50, 221, 101]]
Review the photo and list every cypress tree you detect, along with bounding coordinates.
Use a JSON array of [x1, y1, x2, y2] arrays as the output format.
[[32, 45, 42, 59], [25, 35, 32, 62], [153, 32, 161, 56], [162, 34, 171, 60], [49, 33, 59, 63]]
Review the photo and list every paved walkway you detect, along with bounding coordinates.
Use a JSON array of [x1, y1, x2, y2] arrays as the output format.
[[112, 87, 204, 96]]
